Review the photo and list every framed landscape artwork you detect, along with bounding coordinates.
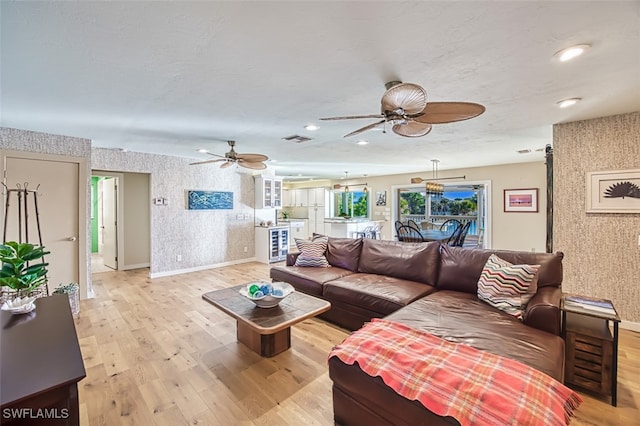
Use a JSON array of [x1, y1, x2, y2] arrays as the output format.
[[586, 169, 640, 213], [504, 188, 538, 212]]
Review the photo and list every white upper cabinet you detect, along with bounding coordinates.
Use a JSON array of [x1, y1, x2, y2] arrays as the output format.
[[308, 187, 327, 206], [255, 176, 283, 209]]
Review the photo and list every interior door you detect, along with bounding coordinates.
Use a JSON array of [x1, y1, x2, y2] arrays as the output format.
[[3, 156, 79, 295], [101, 177, 118, 270]]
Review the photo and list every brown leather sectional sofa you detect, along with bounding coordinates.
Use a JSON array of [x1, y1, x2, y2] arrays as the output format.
[[270, 237, 565, 426]]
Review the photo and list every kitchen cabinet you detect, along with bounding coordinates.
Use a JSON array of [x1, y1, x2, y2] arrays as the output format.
[[287, 220, 308, 246], [308, 187, 328, 207], [290, 188, 308, 207], [308, 206, 326, 236], [255, 176, 283, 209]]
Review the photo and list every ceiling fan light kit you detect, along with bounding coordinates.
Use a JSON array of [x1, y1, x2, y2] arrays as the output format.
[[320, 81, 485, 138]]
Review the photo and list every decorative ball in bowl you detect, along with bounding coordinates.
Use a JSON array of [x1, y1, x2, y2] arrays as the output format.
[[239, 282, 294, 308]]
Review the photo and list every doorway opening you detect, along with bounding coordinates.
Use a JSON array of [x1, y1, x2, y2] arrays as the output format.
[[391, 181, 492, 248], [91, 174, 120, 272], [91, 171, 151, 274]]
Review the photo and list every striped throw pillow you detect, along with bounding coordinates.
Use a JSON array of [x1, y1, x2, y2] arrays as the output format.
[[477, 254, 540, 320], [294, 236, 329, 267]]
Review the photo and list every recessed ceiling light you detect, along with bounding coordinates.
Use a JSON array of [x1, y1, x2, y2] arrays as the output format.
[[197, 148, 208, 153], [556, 98, 581, 108], [356, 140, 369, 145], [554, 44, 591, 62], [304, 124, 319, 131]]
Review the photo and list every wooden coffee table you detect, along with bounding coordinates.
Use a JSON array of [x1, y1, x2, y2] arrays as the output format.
[[202, 284, 331, 357]]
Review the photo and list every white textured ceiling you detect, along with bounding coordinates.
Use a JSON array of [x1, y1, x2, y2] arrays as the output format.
[[2, 1, 640, 181]]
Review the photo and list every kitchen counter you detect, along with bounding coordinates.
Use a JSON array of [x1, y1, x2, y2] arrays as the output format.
[[324, 219, 382, 238]]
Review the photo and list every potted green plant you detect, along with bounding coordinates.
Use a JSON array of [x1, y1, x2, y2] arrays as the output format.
[[53, 282, 80, 315], [0, 241, 50, 301]]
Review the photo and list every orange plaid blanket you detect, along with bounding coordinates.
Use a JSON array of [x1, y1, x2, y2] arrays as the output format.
[[329, 319, 582, 426]]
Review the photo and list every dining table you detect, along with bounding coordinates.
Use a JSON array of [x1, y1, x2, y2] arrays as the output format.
[[419, 229, 453, 242]]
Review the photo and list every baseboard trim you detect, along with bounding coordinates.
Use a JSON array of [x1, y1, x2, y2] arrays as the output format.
[[149, 257, 258, 279], [620, 320, 640, 333], [122, 263, 150, 271]]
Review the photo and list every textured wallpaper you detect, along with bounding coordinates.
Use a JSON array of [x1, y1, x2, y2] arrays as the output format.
[[553, 112, 640, 324], [0, 127, 93, 297], [92, 148, 257, 276]]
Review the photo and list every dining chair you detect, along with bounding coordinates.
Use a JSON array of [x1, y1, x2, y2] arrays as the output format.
[[397, 225, 425, 242], [452, 221, 472, 247], [355, 225, 374, 239], [439, 219, 461, 233], [445, 222, 464, 246], [370, 223, 383, 239], [407, 219, 421, 231]]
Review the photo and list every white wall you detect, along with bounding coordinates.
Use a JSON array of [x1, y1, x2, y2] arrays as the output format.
[[92, 148, 257, 277]]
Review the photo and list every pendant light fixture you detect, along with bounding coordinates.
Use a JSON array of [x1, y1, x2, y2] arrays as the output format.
[[334, 171, 368, 193], [410, 160, 465, 196]]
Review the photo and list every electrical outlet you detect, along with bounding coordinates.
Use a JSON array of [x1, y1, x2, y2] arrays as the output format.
[[177, 254, 182, 262], [637, 234, 640, 246], [236, 214, 243, 220], [243, 246, 248, 253]]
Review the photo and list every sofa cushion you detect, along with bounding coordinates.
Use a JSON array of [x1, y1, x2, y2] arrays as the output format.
[[294, 236, 329, 267], [357, 239, 440, 285], [270, 265, 354, 296], [438, 245, 564, 294], [324, 273, 436, 316], [385, 290, 565, 381], [477, 254, 540, 320], [326, 237, 363, 272]]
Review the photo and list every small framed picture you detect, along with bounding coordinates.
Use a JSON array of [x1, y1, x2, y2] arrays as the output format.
[[375, 190, 387, 206], [504, 188, 538, 213]]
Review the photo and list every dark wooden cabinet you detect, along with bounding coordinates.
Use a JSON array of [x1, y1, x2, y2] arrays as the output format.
[[1, 295, 86, 425], [561, 294, 620, 406]]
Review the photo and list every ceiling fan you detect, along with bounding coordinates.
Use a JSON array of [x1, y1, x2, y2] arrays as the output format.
[[320, 81, 485, 138], [190, 140, 268, 170]]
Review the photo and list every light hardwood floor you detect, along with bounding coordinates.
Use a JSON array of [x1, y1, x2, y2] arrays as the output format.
[[78, 263, 639, 425]]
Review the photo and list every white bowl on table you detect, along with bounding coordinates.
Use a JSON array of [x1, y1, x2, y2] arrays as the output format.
[[1, 296, 37, 315], [239, 282, 294, 308]]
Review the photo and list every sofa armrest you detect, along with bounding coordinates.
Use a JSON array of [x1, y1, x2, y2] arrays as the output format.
[[286, 252, 300, 266], [524, 286, 562, 335]]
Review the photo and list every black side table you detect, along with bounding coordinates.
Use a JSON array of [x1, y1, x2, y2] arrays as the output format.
[[561, 293, 621, 406]]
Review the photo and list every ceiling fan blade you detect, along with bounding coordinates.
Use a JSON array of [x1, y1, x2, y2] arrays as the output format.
[[343, 119, 387, 138], [392, 121, 432, 137], [190, 158, 227, 165], [413, 102, 486, 124], [205, 152, 226, 158], [381, 83, 427, 115], [410, 177, 425, 184], [238, 160, 267, 170], [236, 153, 268, 162], [320, 114, 385, 121], [220, 161, 234, 169]]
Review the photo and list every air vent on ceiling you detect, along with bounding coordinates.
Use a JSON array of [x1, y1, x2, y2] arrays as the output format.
[[282, 134, 312, 143], [516, 149, 531, 154]]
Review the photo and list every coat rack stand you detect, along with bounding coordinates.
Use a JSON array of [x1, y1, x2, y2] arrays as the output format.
[[1, 182, 49, 296]]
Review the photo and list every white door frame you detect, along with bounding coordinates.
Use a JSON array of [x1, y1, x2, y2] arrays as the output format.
[[1, 149, 89, 298], [92, 171, 125, 271], [390, 180, 492, 248]]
